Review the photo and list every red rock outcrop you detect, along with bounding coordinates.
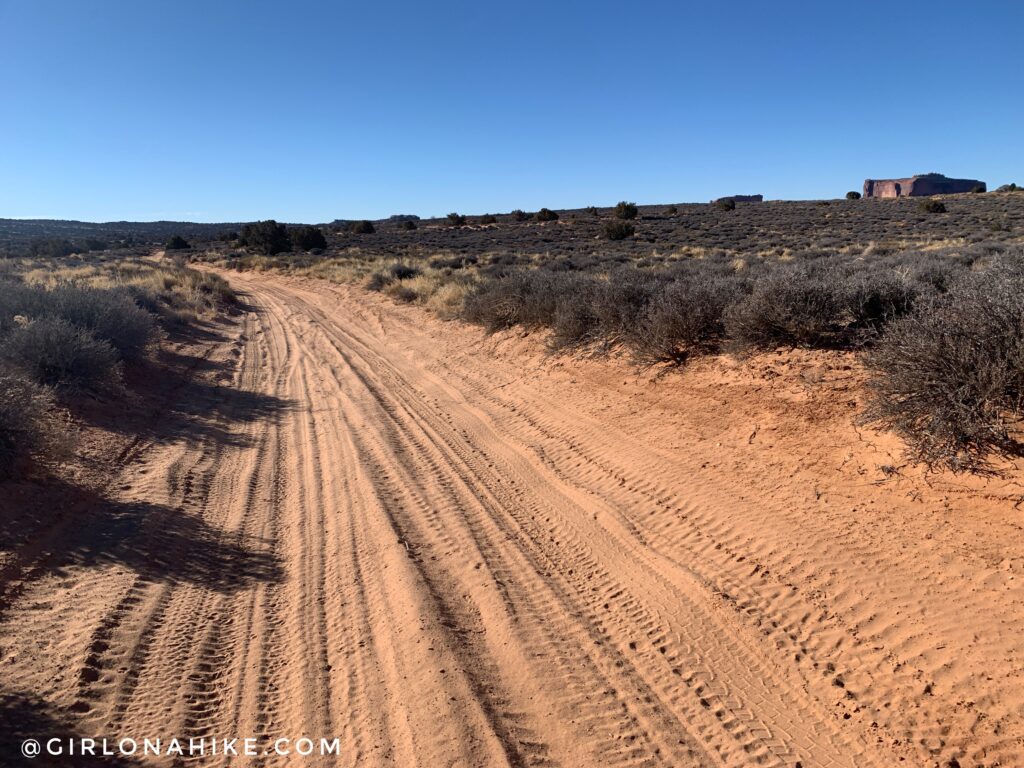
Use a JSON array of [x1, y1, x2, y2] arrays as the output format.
[[863, 174, 985, 198]]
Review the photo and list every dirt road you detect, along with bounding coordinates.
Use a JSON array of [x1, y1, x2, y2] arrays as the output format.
[[4, 269, 1024, 767]]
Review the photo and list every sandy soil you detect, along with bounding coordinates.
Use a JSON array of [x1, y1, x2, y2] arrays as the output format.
[[4, 268, 1024, 767]]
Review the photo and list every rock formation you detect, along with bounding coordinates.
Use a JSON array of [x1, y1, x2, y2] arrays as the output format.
[[712, 194, 763, 203], [863, 173, 985, 198]]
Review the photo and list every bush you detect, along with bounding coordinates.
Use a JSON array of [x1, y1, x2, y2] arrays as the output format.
[[399, 220, 418, 230], [615, 201, 638, 220], [919, 199, 947, 214], [478, 214, 497, 225], [217, 230, 238, 242], [604, 220, 635, 241], [239, 220, 292, 255], [865, 262, 1024, 471], [535, 208, 559, 222], [846, 191, 862, 200], [0, 373, 64, 479], [349, 220, 375, 234], [28, 239, 76, 259], [289, 225, 327, 251], [714, 198, 736, 211], [629, 277, 740, 366], [0, 283, 157, 363], [1, 318, 120, 391], [996, 183, 1021, 193], [44, 285, 157, 362], [389, 263, 419, 280], [165, 235, 190, 250], [665, 205, 678, 215], [366, 272, 392, 292], [510, 209, 528, 222], [447, 212, 467, 227], [725, 265, 917, 350]]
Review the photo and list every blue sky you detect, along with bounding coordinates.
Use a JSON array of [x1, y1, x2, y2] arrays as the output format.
[[1, 0, 1021, 223]]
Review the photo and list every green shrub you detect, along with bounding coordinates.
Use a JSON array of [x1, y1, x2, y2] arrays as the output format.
[[165, 235, 190, 250], [239, 220, 292, 254], [665, 205, 678, 215], [604, 220, 635, 241], [714, 198, 736, 211], [919, 199, 947, 213], [846, 191, 861, 200], [996, 183, 1021, 193], [1, 318, 120, 391], [614, 201, 638, 220], [535, 208, 559, 222], [399, 220, 417, 230], [478, 214, 497, 225], [447, 212, 467, 226], [349, 220, 375, 234], [289, 225, 327, 251], [28, 239, 76, 259], [510, 209, 529, 222]]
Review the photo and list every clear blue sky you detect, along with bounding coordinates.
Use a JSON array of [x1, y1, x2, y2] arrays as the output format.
[[1, 1, 1021, 223]]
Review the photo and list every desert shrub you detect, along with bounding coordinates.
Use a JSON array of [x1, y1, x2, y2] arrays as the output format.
[[604, 220, 635, 241], [865, 261, 1024, 471], [165, 235, 190, 250], [46, 285, 156, 362], [447, 212, 467, 226], [591, 270, 666, 349], [391, 285, 418, 303], [665, 205, 678, 215], [429, 254, 476, 270], [996, 183, 1021, 193], [585, 206, 599, 217], [478, 214, 497, 225], [1, 318, 120, 391], [919, 199, 947, 214], [399, 220, 418, 230], [389, 263, 419, 280], [28, 239, 76, 259], [0, 373, 64, 479], [846, 191, 861, 200], [349, 220, 375, 234], [217, 230, 239, 242], [510, 209, 528, 222], [725, 265, 917, 350], [535, 208, 559, 222], [289, 225, 327, 251], [0, 283, 157, 362], [239, 220, 292, 254], [615, 201, 638, 220], [714, 198, 737, 211], [971, 185, 986, 193], [366, 272, 392, 292], [629, 277, 741, 366]]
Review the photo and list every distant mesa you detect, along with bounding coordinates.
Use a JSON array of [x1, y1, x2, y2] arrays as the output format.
[[387, 214, 420, 222], [712, 194, 763, 203], [863, 173, 985, 198]]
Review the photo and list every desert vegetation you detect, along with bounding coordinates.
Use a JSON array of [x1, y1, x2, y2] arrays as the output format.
[[192, 191, 1024, 471], [0, 253, 235, 478]]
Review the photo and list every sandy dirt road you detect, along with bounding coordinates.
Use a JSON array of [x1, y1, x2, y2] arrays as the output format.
[[4, 269, 1024, 767]]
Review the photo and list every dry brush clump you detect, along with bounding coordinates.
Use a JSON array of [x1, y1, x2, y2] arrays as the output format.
[[865, 258, 1024, 472], [0, 256, 237, 479]]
